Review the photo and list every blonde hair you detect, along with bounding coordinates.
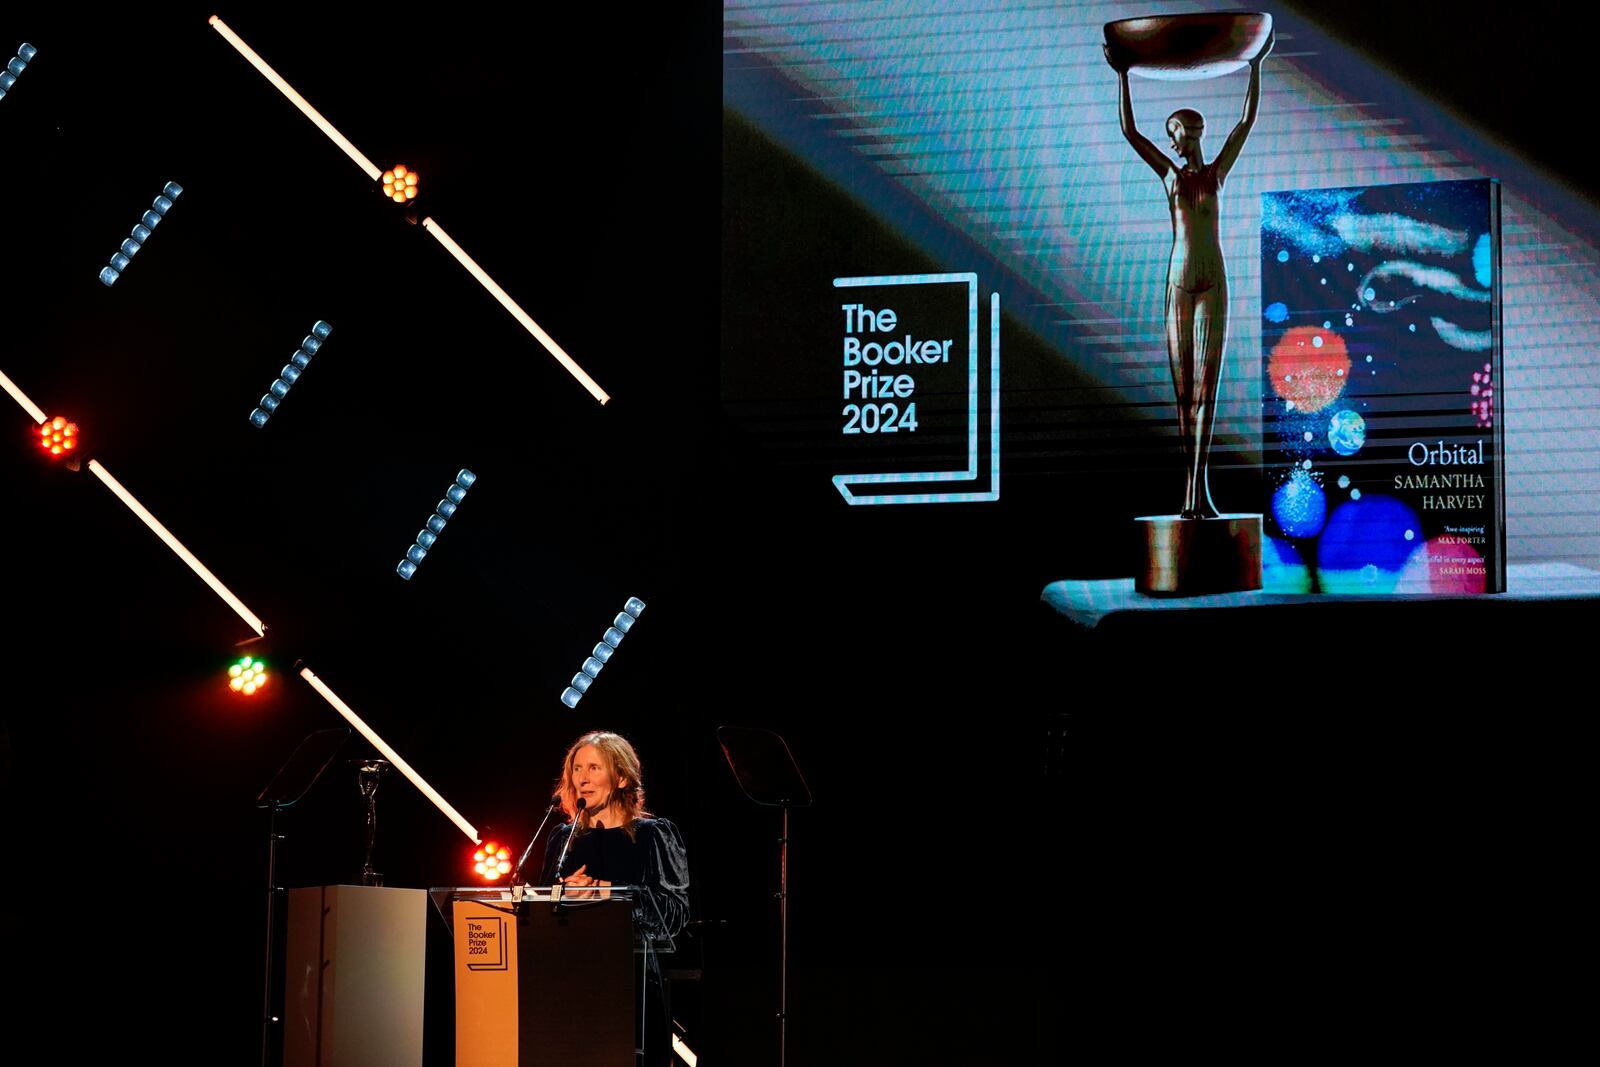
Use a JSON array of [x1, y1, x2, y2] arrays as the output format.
[[556, 730, 649, 840]]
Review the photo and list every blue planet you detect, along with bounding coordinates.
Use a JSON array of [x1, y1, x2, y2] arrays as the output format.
[[1265, 301, 1289, 323], [1327, 409, 1367, 456], [1318, 495, 1421, 572], [1271, 469, 1327, 539]]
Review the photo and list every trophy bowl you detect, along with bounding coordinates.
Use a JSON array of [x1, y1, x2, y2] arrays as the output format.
[[1104, 12, 1273, 80]]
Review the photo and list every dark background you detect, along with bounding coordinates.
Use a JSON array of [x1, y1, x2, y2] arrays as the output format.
[[1, 4, 1590, 1062]]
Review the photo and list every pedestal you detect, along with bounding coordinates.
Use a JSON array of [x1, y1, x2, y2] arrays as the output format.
[[284, 885, 426, 1067], [1135, 513, 1262, 595]]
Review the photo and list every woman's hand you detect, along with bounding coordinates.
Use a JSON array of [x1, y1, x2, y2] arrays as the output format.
[[559, 864, 612, 899]]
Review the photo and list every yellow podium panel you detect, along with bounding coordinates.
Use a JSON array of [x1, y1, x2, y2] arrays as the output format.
[[453, 900, 520, 1067]]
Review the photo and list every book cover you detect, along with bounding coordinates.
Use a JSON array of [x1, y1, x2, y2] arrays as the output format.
[[1260, 178, 1505, 593]]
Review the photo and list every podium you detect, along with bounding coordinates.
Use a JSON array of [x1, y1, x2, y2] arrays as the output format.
[[283, 885, 427, 1067], [431, 887, 673, 1067]]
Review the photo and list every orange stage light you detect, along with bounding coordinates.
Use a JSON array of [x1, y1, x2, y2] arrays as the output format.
[[38, 416, 78, 457], [473, 841, 512, 881], [382, 165, 419, 203]]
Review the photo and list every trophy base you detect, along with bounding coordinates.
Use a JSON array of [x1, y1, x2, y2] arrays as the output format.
[[1135, 513, 1262, 596]]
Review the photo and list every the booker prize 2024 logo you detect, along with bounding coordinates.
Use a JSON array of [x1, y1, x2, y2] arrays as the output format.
[[465, 915, 508, 971], [832, 272, 999, 505]]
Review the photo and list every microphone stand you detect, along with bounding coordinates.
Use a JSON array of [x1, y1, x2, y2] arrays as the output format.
[[252, 728, 349, 1067], [550, 798, 586, 909], [511, 794, 563, 886]]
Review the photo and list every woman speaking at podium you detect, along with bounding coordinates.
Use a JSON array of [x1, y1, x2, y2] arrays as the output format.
[[538, 730, 690, 1065], [538, 730, 689, 933]]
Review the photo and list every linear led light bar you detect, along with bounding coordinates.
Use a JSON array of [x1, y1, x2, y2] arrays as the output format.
[[207, 16, 382, 181], [86, 460, 268, 637], [420, 217, 609, 404], [299, 666, 481, 844], [4, 365, 265, 634], [0, 366, 48, 424], [205, 16, 607, 405]]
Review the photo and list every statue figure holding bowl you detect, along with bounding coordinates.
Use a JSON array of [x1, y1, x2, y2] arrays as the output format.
[[1103, 13, 1273, 593]]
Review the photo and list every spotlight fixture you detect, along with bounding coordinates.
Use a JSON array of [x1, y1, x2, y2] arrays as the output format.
[[0, 43, 36, 102], [250, 320, 331, 428], [382, 165, 418, 203], [472, 841, 513, 881], [228, 655, 268, 695], [560, 597, 645, 708], [397, 469, 476, 580], [37, 415, 78, 457], [100, 181, 184, 286]]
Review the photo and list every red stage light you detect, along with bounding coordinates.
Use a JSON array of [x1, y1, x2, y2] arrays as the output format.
[[382, 165, 418, 204], [38, 416, 78, 457], [472, 841, 512, 881], [228, 656, 267, 695]]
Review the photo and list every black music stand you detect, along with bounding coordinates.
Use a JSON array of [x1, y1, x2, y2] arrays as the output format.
[[255, 728, 349, 1067], [717, 727, 812, 1067]]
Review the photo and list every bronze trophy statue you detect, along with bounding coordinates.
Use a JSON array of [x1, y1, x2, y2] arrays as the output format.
[[1104, 13, 1274, 594]]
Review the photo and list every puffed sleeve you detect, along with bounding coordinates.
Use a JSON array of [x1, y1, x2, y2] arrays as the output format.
[[637, 818, 690, 941]]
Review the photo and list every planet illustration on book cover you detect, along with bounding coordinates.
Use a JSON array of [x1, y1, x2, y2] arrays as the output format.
[[1328, 410, 1366, 456]]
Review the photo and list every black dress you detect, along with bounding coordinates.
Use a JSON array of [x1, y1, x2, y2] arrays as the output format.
[[537, 817, 691, 940], [537, 817, 690, 1067]]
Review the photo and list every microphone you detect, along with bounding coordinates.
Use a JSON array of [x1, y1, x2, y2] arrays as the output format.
[[510, 793, 563, 887], [551, 797, 585, 889]]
